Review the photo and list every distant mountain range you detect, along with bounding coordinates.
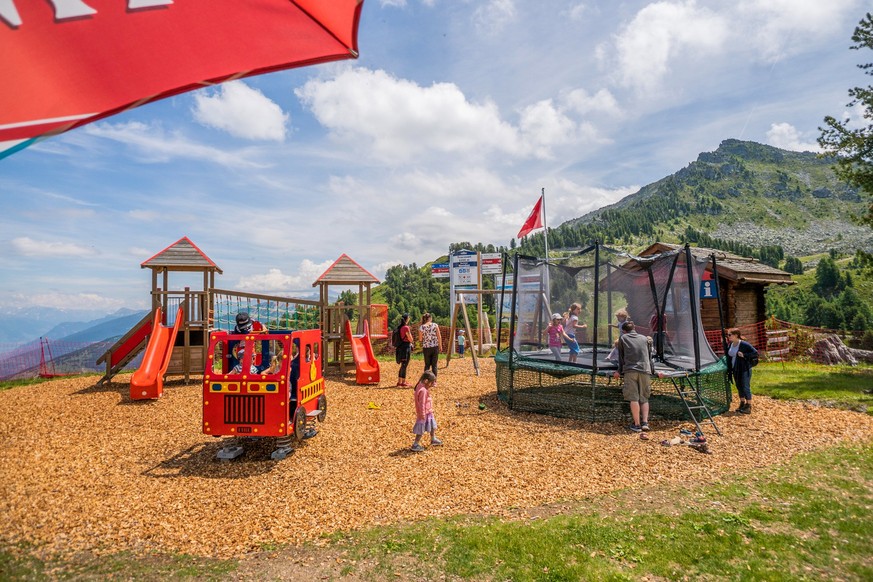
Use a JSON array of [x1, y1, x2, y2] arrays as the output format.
[[520, 139, 873, 258], [0, 307, 148, 345]]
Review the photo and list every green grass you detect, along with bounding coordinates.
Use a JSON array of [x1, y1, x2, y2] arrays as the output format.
[[0, 374, 99, 392], [0, 547, 237, 581], [753, 361, 873, 413], [3, 445, 871, 582], [319, 443, 873, 581], [0, 377, 53, 392]]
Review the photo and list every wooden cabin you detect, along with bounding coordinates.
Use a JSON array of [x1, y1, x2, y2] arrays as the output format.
[[636, 242, 795, 331]]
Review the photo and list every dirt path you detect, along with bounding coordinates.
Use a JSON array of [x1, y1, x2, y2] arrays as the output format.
[[1, 359, 871, 560]]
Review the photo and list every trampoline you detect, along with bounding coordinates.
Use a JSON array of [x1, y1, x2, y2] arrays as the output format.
[[495, 243, 732, 423]]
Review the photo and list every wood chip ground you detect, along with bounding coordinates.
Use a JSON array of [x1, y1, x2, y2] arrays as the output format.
[[1, 359, 871, 559]]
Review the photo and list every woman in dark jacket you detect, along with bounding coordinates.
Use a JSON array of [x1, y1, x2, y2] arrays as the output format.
[[394, 313, 414, 387], [727, 328, 758, 414]]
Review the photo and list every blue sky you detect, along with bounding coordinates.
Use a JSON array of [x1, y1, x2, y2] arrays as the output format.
[[0, 0, 868, 314]]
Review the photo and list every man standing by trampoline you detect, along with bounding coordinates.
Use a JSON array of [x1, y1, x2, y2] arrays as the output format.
[[614, 321, 654, 433]]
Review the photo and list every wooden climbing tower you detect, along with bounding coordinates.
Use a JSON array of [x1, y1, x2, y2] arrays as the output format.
[[313, 254, 381, 371], [97, 236, 222, 384]]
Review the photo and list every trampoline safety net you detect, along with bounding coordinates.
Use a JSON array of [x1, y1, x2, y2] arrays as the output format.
[[496, 244, 731, 422]]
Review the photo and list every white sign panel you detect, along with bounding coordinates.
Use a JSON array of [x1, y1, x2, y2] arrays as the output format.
[[481, 252, 502, 275], [451, 250, 478, 286]]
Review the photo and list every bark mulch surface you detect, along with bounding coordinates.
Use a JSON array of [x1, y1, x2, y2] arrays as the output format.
[[1, 358, 871, 559]]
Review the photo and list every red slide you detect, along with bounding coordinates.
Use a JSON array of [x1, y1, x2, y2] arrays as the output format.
[[345, 319, 380, 385], [130, 307, 183, 400]]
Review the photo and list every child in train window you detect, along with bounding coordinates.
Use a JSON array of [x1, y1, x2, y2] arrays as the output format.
[[265, 340, 283, 374], [289, 338, 301, 389]]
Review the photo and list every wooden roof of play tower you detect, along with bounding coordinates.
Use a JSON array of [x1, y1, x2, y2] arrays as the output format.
[[313, 254, 379, 287], [140, 237, 223, 274]]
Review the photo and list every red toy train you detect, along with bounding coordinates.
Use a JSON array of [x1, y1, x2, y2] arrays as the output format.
[[202, 328, 326, 460]]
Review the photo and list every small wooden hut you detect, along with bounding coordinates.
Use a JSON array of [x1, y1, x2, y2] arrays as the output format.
[[312, 254, 380, 370], [636, 242, 794, 331]]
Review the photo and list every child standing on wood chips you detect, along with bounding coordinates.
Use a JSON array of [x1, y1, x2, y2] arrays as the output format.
[[411, 371, 441, 452]]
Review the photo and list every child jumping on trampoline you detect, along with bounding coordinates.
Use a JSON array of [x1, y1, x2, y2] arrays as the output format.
[[410, 371, 441, 452], [563, 303, 587, 363], [547, 313, 573, 361], [606, 308, 630, 363]]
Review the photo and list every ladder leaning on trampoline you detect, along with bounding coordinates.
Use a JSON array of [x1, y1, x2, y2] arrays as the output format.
[[665, 372, 721, 436]]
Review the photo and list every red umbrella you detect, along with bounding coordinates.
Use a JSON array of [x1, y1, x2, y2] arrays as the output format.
[[0, 0, 363, 158]]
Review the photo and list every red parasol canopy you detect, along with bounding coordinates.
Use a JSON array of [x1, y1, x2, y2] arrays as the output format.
[[0, 0, 363, 158]]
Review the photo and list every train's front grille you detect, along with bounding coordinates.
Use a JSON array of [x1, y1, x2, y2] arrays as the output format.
[[223, 394, 265, 425]]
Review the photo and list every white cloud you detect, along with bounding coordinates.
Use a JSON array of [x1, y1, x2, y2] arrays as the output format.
[[296, 68, 525, 162], [518, 100, 578, 158], [232, 259, 334, 294], [473, 0, 517, 35], [12, 237, 96, 258], [734, 0, 863, 61], [568, 3, 588, 21], [192, 81, 288, 142], [612, 1, 728, 93], [563, 88, 622, 118], [765, 122, 821, 152], [297, 68, 607, 162], [606, 0, 863, 96], [84, 121, 268, 168]]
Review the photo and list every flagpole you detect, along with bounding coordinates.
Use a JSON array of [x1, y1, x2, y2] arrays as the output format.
[[541, 187, 549, 260]]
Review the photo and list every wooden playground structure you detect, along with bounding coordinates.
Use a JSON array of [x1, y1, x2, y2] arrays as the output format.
[[97, 238, 387, 388]]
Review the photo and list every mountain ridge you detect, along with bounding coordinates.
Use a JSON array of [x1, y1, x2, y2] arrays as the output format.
[[526, 139, 873, 258]]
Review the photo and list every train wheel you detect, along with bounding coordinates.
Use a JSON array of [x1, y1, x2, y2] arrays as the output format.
[[292, 406, 307, 442], [316, 394, 327, 422]]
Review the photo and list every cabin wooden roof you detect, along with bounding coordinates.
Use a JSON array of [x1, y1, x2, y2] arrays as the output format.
[[637, 242, 794, 285], [140, 236, 223, 273], [313, 254, 379, 286]]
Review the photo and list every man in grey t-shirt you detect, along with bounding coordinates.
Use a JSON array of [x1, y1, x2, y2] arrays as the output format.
[[613, 320, 654, 433]]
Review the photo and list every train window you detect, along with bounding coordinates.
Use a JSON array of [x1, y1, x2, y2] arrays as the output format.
[[264, 339, 283, 374], [313, 342, 320, 362], [210, 341, 226, 374], [305, 344, 312, 363]]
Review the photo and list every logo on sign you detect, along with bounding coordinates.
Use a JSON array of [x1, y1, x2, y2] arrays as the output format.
[[700, 280, 717, 299]]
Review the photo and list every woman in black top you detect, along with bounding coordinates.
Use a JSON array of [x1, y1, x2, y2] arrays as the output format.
[[394, 314, 414, 387], [727, 328, 758, 414]]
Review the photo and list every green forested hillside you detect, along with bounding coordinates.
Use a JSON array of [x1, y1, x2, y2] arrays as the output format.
[[517, 139, 872, 263]]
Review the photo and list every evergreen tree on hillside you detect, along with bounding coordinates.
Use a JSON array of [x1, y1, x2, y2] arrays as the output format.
[[812, 257, 849, 299], [819, 12, 873, 269], [783, 256, 804, 274]]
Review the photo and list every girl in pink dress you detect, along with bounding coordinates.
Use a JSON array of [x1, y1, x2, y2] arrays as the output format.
[[411, 371, 441, 452], [547, 313, 573, 361]]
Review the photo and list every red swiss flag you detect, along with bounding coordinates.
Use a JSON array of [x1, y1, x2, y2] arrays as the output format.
[[0, 0, 363, 157]]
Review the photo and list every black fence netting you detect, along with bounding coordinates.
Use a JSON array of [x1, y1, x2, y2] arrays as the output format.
[[495, 349, 730, 422]]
